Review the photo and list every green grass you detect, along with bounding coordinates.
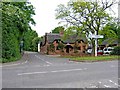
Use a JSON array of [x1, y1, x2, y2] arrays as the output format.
[[68, 55, 119, 62]]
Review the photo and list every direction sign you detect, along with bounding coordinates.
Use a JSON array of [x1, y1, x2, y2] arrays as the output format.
[[91, 35, 104, 38]]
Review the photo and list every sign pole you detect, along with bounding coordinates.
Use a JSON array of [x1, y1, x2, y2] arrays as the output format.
[[95, 31, 97, 57], [90, 33, 103, 56], [95, 38, 98, 56]]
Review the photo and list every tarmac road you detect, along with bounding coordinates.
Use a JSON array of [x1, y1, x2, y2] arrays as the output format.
[[1, 51, 119, 88]]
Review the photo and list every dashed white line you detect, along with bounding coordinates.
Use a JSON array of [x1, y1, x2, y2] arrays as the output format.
[[18, 68, 87, 76], [104, 85, 111, 88], [18, 71, 47, 75], [46, 61, 52, 65]]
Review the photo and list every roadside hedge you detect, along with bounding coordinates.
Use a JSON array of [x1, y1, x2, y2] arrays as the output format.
[[2, 2, 37, 63], [111, 46, 120, 55]]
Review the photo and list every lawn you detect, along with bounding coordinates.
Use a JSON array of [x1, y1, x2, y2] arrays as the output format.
[[67, 55, 119, 62]]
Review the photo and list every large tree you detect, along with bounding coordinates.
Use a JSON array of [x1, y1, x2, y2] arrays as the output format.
[[99, 21, 120, 45], [52, 26, 64, 33], [55, 0, 116, 54], [23, 29, 38, 51], [2, 2, 36, 62]]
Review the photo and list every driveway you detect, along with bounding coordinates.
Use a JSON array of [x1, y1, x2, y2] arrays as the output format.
[[2, 51, 119, 88]]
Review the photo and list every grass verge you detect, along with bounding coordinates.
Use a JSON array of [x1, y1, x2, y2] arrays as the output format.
[[67, 55, 119, 62]]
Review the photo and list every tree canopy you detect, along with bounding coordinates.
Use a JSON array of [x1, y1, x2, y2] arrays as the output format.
[[55, 0, 115, 36], [52, 26, 64, 33], [2, 2, 37, 63], [55, 0, 117, 54]]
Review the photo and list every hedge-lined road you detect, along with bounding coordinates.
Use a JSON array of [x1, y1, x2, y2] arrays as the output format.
[[2, 52, 118, 88]]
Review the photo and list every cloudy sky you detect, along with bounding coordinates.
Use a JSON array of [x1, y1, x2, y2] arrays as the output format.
[[28, 0, 118, 37], [28, 0, 69, 37]]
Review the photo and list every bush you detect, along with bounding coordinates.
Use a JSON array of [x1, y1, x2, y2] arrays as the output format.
[[111, 46, 120, 55], [57, 43, 64, 50]]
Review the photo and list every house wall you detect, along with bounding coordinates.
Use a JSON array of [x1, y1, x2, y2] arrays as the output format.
[[40, 45, 47, 54], [40, 33, 88, 55]]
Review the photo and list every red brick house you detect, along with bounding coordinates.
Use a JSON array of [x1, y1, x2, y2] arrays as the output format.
[[40, 31, 88, 55]]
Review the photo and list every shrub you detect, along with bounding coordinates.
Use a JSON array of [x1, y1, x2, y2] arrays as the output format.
[[111, 46, 120, 55], [57, 43, 64, 50]]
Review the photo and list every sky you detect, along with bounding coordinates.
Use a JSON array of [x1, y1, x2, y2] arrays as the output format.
[[28, 0, 118, 37], [28, 0, 69, 37]]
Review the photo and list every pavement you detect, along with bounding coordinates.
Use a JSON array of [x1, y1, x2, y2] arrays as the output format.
[[1, 51, 119, 88]]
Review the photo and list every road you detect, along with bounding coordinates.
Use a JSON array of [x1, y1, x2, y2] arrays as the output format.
[[1, 52, 119, 88]]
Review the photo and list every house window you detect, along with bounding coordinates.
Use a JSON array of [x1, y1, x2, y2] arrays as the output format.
[[56, 46, 59, 50], [83, 46, 86, 50], [78, 47, 81, 50]]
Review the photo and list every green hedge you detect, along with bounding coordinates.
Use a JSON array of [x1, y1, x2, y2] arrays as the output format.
[[111, 46, 120, 55]]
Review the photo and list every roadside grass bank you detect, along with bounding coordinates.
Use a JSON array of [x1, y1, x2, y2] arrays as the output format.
[[61, 55, 119, 62]]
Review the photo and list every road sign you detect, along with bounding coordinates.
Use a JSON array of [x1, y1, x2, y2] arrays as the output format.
[[91, 35, 104, 38]]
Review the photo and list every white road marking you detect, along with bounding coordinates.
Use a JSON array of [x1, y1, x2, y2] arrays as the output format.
[[46, 61, 52, 65], [104, 85, 111, 88], [18, 71, 47, 75], [35, 55, 52, 65], [1, 60, 28, 68], [0, 63, 20, 67], [18, 68, 87, 76], [90, 86, 97, 88], [109, 80, 119, 86], [21, 60, 28, 64]]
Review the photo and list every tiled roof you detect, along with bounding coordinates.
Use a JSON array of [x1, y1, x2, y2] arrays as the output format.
[[41, 33, 88, 45], [101, 39, 118, 45], [46, 33, 61, 43], [64, 34, 87, 44]]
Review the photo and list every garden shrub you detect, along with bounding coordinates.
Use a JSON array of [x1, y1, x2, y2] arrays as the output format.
[[111, 46, 120, 55]]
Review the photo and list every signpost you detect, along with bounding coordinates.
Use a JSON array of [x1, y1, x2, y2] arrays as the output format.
[[90, 33, 104, 56], [91, 35, 104, 39]]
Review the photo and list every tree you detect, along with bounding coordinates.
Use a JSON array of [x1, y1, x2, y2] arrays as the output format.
[[99, 22, 119, 45], [2, 2, 36, 62], [23, 29, 38, 51], [52, 26, 64, 33], [32, 37, 42, 52], [55, 0, 116, 54]]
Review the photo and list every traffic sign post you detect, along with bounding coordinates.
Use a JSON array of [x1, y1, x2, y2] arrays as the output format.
[[91, 35, 104, 39], [90, 33, 104, 56]]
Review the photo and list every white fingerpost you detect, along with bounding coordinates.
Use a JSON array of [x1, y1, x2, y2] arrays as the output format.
[[90, 33, 104, 57], [95, 31, 97, 57]]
